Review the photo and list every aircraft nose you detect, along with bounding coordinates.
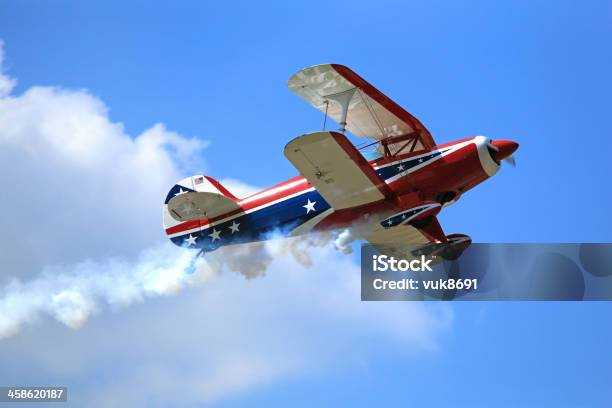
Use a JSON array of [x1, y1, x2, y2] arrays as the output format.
[[490, 140, 519, 161]]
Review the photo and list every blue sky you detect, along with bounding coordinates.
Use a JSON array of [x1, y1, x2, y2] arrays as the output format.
[[1, 1, 611, 406]]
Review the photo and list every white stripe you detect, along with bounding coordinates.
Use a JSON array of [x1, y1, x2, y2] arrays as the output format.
[[239, 179, 307, 204]]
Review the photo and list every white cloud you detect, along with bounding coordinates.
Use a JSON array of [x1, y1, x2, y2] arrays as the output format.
[[0, 77, 206, 277], [0, 42, 453, 407]]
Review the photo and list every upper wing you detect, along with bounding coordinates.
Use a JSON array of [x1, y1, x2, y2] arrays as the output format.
[[288, 64, 436, 153], [284, 131, 392, 209]]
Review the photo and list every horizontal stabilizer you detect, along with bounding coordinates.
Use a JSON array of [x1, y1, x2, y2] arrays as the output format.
[[167, 191, 240, 221], [163, 175, 242, 240]]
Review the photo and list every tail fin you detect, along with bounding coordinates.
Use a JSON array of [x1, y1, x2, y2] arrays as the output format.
[[162, 175, 240, 245]]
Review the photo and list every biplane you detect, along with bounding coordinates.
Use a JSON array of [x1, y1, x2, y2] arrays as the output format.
[[163, 64, 518, 260]]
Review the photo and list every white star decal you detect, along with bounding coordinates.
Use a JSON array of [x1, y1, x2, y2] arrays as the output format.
[[418, 158, 424, 163], [184, 234, 197, 246], [387, 219, 393, 226], [229, 221, 240, 234], [208, 228, 221, 242], [397, 163, 405, 171], [174, 187, 188, 196], [303, 199, 317, 214]]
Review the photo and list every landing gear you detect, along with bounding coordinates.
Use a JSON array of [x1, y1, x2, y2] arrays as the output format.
[[410, 234, 472, 261], [439, 234, 472, 260]]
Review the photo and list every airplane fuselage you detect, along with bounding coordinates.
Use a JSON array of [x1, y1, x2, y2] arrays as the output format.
[[163, 136, 505, 251]]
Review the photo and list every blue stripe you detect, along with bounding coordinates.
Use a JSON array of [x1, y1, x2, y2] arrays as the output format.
[[171, 190, 331, 250]]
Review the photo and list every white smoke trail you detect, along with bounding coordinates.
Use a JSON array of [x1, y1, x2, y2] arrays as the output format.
[[0, 231, 356, 339], [334, 229, 357, 254], [0, 243, 211, 338], [207, 230, 348, 278]]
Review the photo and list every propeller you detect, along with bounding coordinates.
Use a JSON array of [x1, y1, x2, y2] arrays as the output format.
[[487, 140, 519, 167]]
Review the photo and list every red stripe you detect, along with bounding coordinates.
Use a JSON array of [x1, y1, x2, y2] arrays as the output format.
[[237, 176, 309, 210], [165, 219, 202, 235]]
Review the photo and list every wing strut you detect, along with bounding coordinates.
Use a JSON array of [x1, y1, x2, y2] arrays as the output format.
[[325, 88, 356, 133]]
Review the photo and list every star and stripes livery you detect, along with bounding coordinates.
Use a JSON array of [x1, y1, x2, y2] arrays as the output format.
[[163, 64, 518, 258]]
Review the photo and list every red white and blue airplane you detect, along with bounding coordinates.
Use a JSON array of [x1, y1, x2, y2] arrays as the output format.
[[163, 64, 518, 260]]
